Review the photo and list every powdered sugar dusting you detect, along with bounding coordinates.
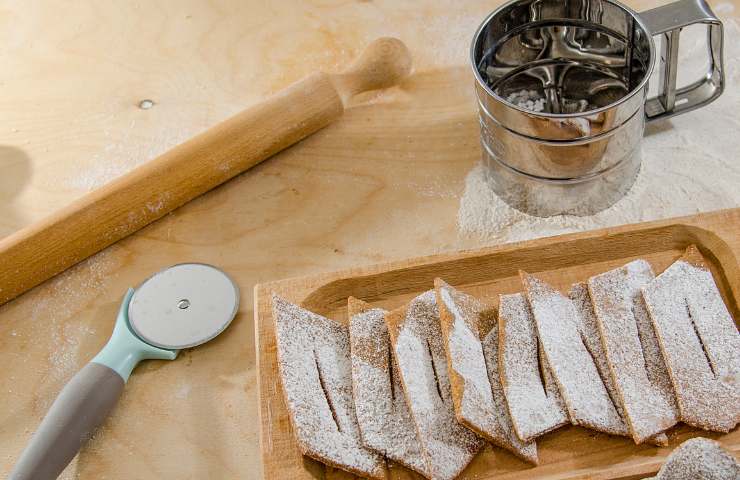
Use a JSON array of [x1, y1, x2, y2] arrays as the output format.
[[570, 282, 669, 446], [588, 260, 678, 443], [642, 247, 740, 433], [436, 279, 537, 463], [570, 284, 625, 417], [505, 90, 546, 112], [347, 299, 427, 475], [522, 273, 626, 436], [386, 291, 483, 480], [498, 293, 568, 442], [272, 295, 385, 479], [654, 437, 739, 479]]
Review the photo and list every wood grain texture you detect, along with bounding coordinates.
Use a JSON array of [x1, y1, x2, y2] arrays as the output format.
[[256, 208, 740, 480], [0, 1, 738, 479], [0, 37, 411, 306]]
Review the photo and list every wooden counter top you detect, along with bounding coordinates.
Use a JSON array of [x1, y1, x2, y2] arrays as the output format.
[[1, 1, 738, 478]]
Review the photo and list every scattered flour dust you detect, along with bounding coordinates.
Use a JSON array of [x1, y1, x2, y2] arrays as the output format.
[[28, 248, 121, 385], [0, 250, 119, 480], [174, 382, 192, 400], [64, 114, 200, 192], [458, 14, 740, 242]]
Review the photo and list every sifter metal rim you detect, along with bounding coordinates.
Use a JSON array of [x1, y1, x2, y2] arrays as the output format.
[[469, 0, 657, 119], [128, 263, 240, 350]]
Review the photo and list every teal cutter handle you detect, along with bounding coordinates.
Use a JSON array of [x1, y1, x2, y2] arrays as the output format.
[[10, 289, 178, 480]]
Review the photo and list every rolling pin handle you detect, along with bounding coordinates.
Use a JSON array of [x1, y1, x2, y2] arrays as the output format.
[[331, 37, 412, 102]]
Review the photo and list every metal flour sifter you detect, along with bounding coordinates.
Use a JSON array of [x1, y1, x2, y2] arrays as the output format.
[[471, 0, 725, 216]]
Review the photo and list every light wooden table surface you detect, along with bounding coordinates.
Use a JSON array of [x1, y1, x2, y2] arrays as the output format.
[[0, 1, 737, 478]]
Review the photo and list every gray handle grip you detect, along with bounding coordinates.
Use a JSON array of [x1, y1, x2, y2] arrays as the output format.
[[10, 362, 125, 480]]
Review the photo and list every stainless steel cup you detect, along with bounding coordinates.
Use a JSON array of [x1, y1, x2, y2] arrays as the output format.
[[471, 0, 724, 216]]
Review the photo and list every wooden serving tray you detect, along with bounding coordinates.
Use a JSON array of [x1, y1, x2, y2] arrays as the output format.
[[255, 208, 740, 480]]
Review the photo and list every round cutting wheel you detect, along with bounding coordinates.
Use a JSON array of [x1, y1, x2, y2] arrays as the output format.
[[128, 263, 239, 349]]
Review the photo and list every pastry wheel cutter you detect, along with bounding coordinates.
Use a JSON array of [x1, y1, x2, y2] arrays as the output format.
[[10, 263, 240, 480]]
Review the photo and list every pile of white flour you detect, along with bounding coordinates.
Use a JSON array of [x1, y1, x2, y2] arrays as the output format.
[[458, 9, 740, 243]]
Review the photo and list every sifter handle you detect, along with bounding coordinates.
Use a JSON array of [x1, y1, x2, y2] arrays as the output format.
[[9, 363, 125, 480], [641, 0, 724, 122]]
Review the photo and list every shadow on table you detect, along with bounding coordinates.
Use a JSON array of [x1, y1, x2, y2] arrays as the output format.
[[0, 145, 32, 238], [644, 118, 675, 137]]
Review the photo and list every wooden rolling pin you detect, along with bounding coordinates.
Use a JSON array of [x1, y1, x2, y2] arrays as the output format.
[[0, 37, 412, 306]]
